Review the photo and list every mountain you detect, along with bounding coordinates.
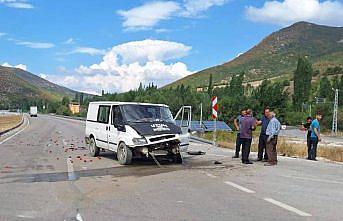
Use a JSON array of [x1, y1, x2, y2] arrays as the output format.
[[166, 22, 343, 89], [0, 65, 77, 106]]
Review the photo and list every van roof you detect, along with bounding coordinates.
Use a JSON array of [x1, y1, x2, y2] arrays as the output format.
[[89, 101, 168, 107]]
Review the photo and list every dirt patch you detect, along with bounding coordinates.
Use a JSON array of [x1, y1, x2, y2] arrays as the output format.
[[0, 114, 22, 133]]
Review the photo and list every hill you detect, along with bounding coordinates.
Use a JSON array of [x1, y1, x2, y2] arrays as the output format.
[[0, 65, 77, 108], [166, 22, 343, 89]]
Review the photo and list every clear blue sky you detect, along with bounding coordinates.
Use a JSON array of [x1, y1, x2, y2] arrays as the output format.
[[1, 0, 342, 94]]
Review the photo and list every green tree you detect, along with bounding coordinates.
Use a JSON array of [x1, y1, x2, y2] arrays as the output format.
[[61, 96, 70, 106], [207, 74, 213, 97], [318, 76, 332, 100], [293, 57, 313, 109]]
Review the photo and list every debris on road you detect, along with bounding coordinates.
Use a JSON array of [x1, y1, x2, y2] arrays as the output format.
[[187, 151, 206, 155], [214, 161, 222, 164]]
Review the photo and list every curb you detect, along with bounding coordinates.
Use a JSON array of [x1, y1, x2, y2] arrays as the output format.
[[0, 114, 24, 137]]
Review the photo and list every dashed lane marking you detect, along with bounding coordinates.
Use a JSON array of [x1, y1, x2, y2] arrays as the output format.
[[264, 198, 312, 217], [67, 158, 77, 181], [224, 181, 256, 193], [206, 173, 217, 178]]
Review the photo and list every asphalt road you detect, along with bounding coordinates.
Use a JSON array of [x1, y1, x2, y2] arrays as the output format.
[[0, 115, 342, 221]]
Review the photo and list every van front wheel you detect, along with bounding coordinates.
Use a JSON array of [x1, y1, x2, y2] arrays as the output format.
[[117, 142, 132, 165], [89, 137, 100, 157]]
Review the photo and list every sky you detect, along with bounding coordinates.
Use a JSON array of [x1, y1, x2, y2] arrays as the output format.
[[1, 0, 343, 94]]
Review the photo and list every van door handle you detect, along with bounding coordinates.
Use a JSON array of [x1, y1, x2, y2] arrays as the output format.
[[106, 126, 108, 131]]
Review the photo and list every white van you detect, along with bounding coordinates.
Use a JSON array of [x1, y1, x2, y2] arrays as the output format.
[[85, 102, 188, 165]]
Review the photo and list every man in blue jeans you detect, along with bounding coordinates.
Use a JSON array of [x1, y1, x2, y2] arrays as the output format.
[[309, 112, 322, 161], [257, 107, 270, 161]]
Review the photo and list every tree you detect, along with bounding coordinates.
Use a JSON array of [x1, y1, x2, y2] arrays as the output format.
[[293, 57, 313, 109], [318, 76, 332, 100], [207, 74, 213, 97], [61, 96, 70, 106]]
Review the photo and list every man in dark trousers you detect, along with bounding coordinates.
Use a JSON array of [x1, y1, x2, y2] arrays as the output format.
[[233, 109, 247, 158], [301, 117, 313, 160], [309, 112, 322, 161], [265, 111, 281, 166], [239, 109, 256, 164], [257, 107, 270, 161]]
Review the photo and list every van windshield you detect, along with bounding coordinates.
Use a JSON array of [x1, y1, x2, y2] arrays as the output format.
[[122, 104, 174, 123]]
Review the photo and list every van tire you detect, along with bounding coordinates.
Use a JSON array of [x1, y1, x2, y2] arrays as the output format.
[[117, 142, 132, 165], [173, 153, 183, 164], [89, 137, 100, 157]]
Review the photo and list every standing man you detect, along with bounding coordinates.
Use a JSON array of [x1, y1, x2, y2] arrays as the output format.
[[309, 112, 322, 161], [265, 111, 281, 166], [239, 109, 256, 164], [233, 109, 246, 158], [257, 108, 270, 161], [301, 117, 313, 160]]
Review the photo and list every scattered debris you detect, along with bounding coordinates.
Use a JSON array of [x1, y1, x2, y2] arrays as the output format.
[[187, 151, 206, 155]]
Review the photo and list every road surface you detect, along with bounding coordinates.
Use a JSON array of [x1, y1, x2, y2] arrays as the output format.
[[0, 115, 342, 221]]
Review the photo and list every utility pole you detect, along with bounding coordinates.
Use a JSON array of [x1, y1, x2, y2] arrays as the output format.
[[332, 88, 339, 135]]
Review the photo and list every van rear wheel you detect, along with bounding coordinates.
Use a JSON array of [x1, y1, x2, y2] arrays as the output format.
[[89, 137, 100, 157], [117, 142, 132, 165]]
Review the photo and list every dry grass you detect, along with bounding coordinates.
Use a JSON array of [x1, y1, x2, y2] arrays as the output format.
[[209, 131, 343, 163], [0, 115, 22, 133]]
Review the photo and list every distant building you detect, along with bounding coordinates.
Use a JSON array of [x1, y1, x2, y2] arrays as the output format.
[[68, 102, 80, 114]]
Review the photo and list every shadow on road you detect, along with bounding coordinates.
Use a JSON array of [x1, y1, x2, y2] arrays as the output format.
[[0, 156, 238, 184]]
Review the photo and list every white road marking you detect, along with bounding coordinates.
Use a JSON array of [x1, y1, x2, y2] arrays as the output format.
[[207, 154, 227, 157], [206, 173, 217, 178], [17, 214, 35, 219], [264, 198, 312, 217], [224, 181, 256, 193], [281, 175, 343, 185], [0, 116, 29, 145], [67, 158, 77, 181]]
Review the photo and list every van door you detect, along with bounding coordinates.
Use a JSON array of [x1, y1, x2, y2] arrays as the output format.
[[174, 106, 191, 152], [108, 105, 124, 152], [96, 105, 111, 149]]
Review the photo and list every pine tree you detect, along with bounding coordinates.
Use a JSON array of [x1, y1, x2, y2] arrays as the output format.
[[319, 76, 332, 100], [207, 74, 213, 97], [293, 57, 312, 109]]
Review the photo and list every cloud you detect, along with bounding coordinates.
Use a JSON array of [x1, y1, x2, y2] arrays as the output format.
[[182, 0, 228, 17], [0, 0, 34, 9], [0, 33, 6, 37], [2, 62, 27, 70], [8, 38, 55, 49], [39, 73, 47, 79], [245, 0, 343, 26], [68, 47, 106, 56], [117, 1, 181, 30], [62, 38, 75, 45], [49, 39, 192, 93]]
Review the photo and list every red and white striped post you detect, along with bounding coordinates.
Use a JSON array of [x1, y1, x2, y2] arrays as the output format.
[[212, 96, 217, 146]]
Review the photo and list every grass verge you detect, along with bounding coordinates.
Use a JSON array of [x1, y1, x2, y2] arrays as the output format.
[[0, 115, 22, 133], [199, 131, 343, 163]]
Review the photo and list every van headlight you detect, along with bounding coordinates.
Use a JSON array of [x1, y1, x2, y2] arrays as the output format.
[[132, 137, 148, 145]]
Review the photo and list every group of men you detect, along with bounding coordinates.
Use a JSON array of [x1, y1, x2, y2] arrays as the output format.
[[233, 107, 281, 166], [301, 112, 322, 161]]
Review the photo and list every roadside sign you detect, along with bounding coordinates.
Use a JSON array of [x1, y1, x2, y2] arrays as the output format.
[[212, 96, 217, 119], [211, 96, 217, 146]]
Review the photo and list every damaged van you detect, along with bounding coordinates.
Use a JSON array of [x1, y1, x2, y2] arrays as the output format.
[[85, 102, 188, 165]]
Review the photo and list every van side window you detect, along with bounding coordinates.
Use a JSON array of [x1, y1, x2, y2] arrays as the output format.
[[112, 106, 123, 126], [97, 105, 110, 124]]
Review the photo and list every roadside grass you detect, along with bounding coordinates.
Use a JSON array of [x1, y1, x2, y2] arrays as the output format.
[[0, 115, 22, 133], [199, 130, 343, 163]]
